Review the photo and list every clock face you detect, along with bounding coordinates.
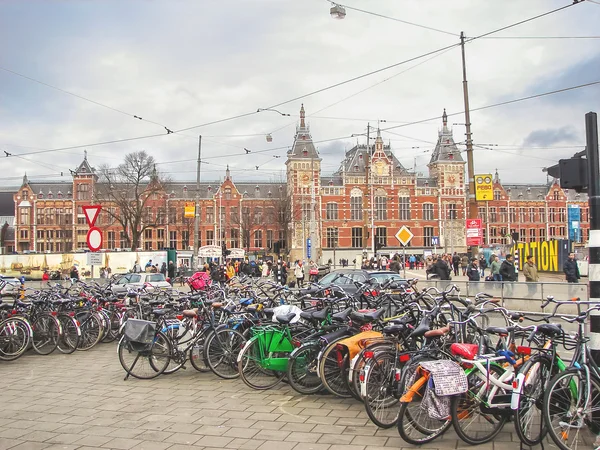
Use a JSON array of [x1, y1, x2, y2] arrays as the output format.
[[446, 173, 457, 186], [300, 172, 310, 186]]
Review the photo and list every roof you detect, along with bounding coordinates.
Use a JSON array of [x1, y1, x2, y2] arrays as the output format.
[[429, 109, 464, 165], [287, 104, 320, 160], [28, 181, 74, 198], [0, 192, 14, 216], [335, 142, 408, 176], [74, 151, 95, 175]]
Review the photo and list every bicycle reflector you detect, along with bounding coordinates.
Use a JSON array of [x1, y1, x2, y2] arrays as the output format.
[[363, 351, 374, 359], [399, 354, 410, 363], [176, 315, 183, 321], [68, 312, 75, 317], [50, 311, 57, 316], [516, 346, 531, 355]]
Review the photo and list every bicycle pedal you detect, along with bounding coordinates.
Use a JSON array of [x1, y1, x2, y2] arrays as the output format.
[[181, 365, 187, 370]]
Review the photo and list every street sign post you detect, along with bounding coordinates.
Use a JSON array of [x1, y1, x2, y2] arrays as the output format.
[[82, 205, 101, 227], [431, 236, 440, 255], [395, 226, 414, 278], [475, 174, 493, 201], [82, 206, 103, 277]]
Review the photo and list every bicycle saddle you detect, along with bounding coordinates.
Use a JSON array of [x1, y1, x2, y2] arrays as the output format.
[[382, 324, 406, 336], [332, 307, 352, 322], [537, 323, 562, 336], [275, 313, 297, 324], [351, 308, 386, 325], [409, 317, 431, 338], [151, 309, 168, 316], [485, 326, 509, 335]]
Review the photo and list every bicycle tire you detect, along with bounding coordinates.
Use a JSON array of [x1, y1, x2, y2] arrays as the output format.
[[205, 327, 246, 379], [31, 314, 60, 355], [238, 337, 284, 390], [287, 342, 323, 395], [398, 396, 452, 445], [318, 340, 352, 398], [350, 342, 394, 401], [542, 368, 600, 450], [56, 314, 80, 354], [514, 355, 552, 446], [451, 363, 509, 445], [118, 331, 171, 380], [189, 342, 211, 373], [76, 312, 103, 351], [0, 317, 31, 361], [362, 351, 401, 428], [101, 310, 120, 343]]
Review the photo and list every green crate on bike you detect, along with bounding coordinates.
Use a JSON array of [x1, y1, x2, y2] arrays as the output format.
[[250, 327, 294, 372]]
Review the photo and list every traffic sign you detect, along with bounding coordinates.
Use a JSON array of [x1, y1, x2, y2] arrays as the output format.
[[87, 252, 103, 265], [431, 236, 440, 246], [82, 205, 101, 227], [466, 219, 483, 246], [86, 227, 103, 252], [475, 174, 493, 201], [395, 226, 414, 246], [307, 238, 312, 259]]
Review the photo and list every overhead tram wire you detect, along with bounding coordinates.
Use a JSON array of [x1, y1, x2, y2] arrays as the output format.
[[3, 1, 584, 160]]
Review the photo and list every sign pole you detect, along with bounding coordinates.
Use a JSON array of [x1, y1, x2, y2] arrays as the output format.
[[403, 245, 406, 278]]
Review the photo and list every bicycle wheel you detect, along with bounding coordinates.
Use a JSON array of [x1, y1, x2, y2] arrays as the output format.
[[351, 342, 393, 401], [118, 331, 171, 380], [542, 369, 600, 450], [0, 317, 30, 361], [189, 342, 211, 372], [56, 314, 80, 354], [31, 314, 60, 355], [287, 342, 323, 395], [398, 394, 452, 445], [205, 327, 246, 379], [101, 310, 120, 343], [362, 351, 401, 428], [451, 364, 510, 445], [162, 325, 187, 375], [318, 341, 352, 398], [238, 338, 285, 390], [77, 312, 103, 351], [514, 356, 552, 446]]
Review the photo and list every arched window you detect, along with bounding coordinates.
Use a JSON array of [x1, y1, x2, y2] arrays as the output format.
[[350, 188, 363, 221], [375, 188, 387, 220]]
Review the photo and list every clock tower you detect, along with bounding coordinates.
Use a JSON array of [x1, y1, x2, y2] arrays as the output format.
[[428, 109, 467, 252], [285, 104, 322, 263]]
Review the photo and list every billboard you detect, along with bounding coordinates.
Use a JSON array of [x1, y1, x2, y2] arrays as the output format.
[[568, 204, 581, 243], [475, 174, 493, 201], [184, 202, 196, 219]]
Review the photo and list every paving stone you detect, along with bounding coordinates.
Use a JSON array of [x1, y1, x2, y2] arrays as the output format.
[[223, 428, 260, 439], [73, 435, 114, 447], [351, 435, 388, 446], [21, 431, 59, 443], [195, 435, 234, 447], [225, 437, 265, 450], [255, 430, 291, 441], [256, 441, 297, 450], [44, 434, 83, 445], [163, 433, 201, 445], [284, 431, 321, 443], [101, 438, 143, 449], [318, 434, 355, 445], [129, 441, 172, 450]]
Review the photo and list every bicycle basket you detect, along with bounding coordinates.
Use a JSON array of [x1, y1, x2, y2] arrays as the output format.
[[123, 319, 157, 352]]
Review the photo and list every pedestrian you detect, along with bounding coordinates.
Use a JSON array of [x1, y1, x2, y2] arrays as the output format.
[[452, 252, 460, 277], [479, 255, 488, 278], [523, 255, 539, 297], [389, 256, 401, 274], [408, 254, 416, 270], [563, 252, 580, 283], [262, 260, 271, 277], [70, 265, 79, 280], [466, 258, 480, 281], [490, 255, 502, 281], [294, 260, 305, 288], [145, 260, 152, 271], [225, 260, 235, 280], [167, 260, 175, 285], [460, 254, 469, 276], [432, 256, 451, 280], [160, 262, 167, 276], [309, 260, 319, 282], [499, 255, 517, 282]]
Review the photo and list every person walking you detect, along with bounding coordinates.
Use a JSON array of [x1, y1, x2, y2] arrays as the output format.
[[499, 255, 517, 282], [409, 254, 416, 270], [563, 252, 580, 283], [167, 261, 175, 285], [452, 252, 460, 277], [432, 256, 451, 280], [466, 259, 480, 281], [523, 255, 539, 297], [294, 260, 305, 288], [479, 255, 488, 278], [489, 255, 502, 281], [460, 254, 469, 276]]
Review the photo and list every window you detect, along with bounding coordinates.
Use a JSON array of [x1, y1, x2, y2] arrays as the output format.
[[399, 197, 410, 220], [489, 207, 497, 222], [108, 231, 115, 249], [19, 208, 29, 225], [539, 207, 546, 222], [422, 203, 434, 221], [169, 231, 177, 249], [326, 203, 338, 220], [478, 207, 486, 222], [376, 227, 387, 248], [169, 209, 177, 223], [519, 208, 526, 223], [224, 188, 231, 200], [22, 190, 28, 200], [500, 227, 508, 241], [221, 206, 226, 224], [490, 227, 497, 237], [528, 208, 535, 222], [423, 227, 434, 247], [553, 191, 559, 200], [520, 228, 526, 241], [301, 204, 311, 221], [254, 207, 263, 223], [206, 207, 214, 223], [494, 190, 501, 200], [144, 241, 152, 251], [326, 227, 339, 248], [37, 230, 44, 240], [230, 229, 239, 248], [37, 242, 45, 252], [350, 195, 363, 220], [253, 230, 263, 248], [529, 228, 536, 241], [549, 226, 555, 238], [144, 229, 153, 240], [559, 208, 566, 223], [549, 208, 556, 222], [77, 183, 90, 201], [37, 208, 45, 225], [120, 232, 127, 249], [183, 230, 192, 247], [157, 208, 166, 225], [351, 227, 363, 248], [375, 196, 387, 220], [447, 203, 457, 220], [157, 229, 165, 247], [559, 226, 565, 237], [509, 208, 516, 223], [20, 229, 29, 240], [230, 207, 238, 222], [499, 207, 507, 222], [266, 230, 274, 250]]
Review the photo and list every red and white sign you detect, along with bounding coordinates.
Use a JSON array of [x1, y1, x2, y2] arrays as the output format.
[[86, 227, 103, 252], [466, 219, 483, 246], [82, 205, 101, 227]]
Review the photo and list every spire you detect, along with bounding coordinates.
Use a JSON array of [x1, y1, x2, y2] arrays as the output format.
[[374, 128, 384, 153], [22, 172, 29, 186], [225, 164, 231, 180], [442, 108, 447, 128], [84, 149, 88, 160], [150, 163, 158, 181], [300, 103, 305, 128], [494, 169, 500, 183]]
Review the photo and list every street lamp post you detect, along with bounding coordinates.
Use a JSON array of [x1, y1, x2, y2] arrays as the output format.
[[194, 135, 202, 270]]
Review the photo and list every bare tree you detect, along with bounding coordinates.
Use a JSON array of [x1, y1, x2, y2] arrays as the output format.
[[230, 204, 265, 253], [96, 151, 169, 250], [270, 186, 293, 252]]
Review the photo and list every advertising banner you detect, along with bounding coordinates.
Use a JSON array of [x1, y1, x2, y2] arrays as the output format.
[[184, 202, 196, 219], [466, 219, 483, 246], [568, 204, 581, 243]]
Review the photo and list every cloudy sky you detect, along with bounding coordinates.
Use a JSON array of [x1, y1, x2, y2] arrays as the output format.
[[1, 0, 600, 188]]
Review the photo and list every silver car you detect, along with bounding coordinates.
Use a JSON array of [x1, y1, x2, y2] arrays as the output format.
[[0, 275, 20, 297], [111, 273, 172, 295]]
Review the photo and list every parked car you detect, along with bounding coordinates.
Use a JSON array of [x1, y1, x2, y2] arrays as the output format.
[[301, 269, 405, 297], [110, 273, 172, 295], [0, 275, 20, 297]]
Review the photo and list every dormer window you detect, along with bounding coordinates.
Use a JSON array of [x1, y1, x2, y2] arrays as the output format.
[[329, 180, 333, 186], [48, 190, 53, 199], [553, 191, 559, 200], [38, 191, 44, 199], [267, 191, 272, 198], [22, 190, 28, 200], [527, 187, 531, 193], [518, 193, 523, 199], [359, 154, 363, 160], [448, 153, 454, 160], [243, 190, 248, 197], [57, 191, 63, 199], [170, 191, 175, 198], [67, 190, 72, 198], [354, 165, 359, 172]]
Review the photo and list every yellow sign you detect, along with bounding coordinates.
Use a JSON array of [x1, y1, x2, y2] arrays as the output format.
[[516, 240, 558, 272], [395, 226, 414, 246], [184, 202, 196, 219], [475, 173, 493, 201]]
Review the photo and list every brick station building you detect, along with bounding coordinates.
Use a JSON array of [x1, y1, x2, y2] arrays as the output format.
[[5, 106, 589, 262]]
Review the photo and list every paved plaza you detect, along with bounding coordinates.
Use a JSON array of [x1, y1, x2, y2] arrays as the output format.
[[0, 345, 535, 450]]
